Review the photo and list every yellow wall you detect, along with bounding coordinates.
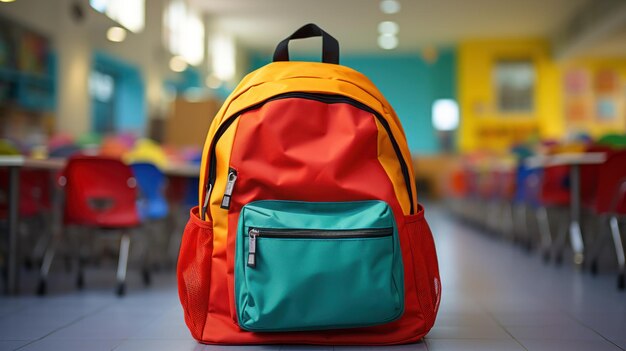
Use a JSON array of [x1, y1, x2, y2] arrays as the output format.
[[458, 38, 626, 152], [458, 38, 562, 152]]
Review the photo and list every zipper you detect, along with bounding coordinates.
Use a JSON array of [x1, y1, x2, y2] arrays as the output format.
[[201, 92, 415, 220], [200, 184, 212, 219], [248, 228, 259, 268], [220, 168, 238, 209], [247, 227, 393, 268]]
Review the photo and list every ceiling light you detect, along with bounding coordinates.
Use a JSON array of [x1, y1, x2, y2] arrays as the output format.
[[210, 34, 236, 81], [380, 0, 400, 14], [169, 56, 188, 72], [106, 26, 127, 42], [378, 34, 398, 50], [205, 74, 223, 89], [0, 0, 17, 3], [378, 21, 399, 35]]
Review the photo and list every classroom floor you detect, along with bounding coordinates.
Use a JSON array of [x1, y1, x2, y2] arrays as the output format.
[[1, 204, 625, 351]]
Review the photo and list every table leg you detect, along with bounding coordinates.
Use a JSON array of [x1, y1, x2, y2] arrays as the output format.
[[569, 164, 584, 265], [6, 166, 20, 295]]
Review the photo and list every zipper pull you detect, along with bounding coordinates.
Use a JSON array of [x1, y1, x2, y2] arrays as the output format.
[[247, 228, 258, 268], [200, 183, 213, 221], [220, 168, 238, 209]]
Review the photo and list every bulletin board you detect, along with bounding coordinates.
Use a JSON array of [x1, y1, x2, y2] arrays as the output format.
[[164, 97, 219, 148], [563, 66, 626, 134], [0, 14, 49, 75]]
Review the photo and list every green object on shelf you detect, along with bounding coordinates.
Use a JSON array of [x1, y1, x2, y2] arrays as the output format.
[[76, 133, 102, 149], [597, 134, 626, 149]]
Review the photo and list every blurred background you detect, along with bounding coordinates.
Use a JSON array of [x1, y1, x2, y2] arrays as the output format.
[[1, 0, 626, 349]]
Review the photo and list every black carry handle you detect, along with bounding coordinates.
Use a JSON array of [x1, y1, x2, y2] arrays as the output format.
[[273, 23, 340, 64]]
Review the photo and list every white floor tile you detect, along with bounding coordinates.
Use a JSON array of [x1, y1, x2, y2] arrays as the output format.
[[426, 339, 525, 351], [505, 324, 603, 340], [518, 339, 624, 351], [0, 340, 30, 351], [18, 339, 122, 351], [113, 339, 205, 351]]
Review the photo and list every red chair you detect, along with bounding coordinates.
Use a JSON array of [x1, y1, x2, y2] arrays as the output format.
[[1, 169, 54, 269], [587, 150, 626, 290], [580, 145, 614, 208], [540, 165, 571, 206], [0, 169, 52, 217], [38, 156, 142, 296]]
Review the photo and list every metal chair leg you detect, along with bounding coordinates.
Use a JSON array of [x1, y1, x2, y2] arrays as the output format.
[[584, 216, 607, 275], [536, 207, 552, 262], [37, 235, 58, 296], [116, 232, 131, 296], [76, 256, 85, 290], [76, 228, 88, 290], [32, 221, 51, 269], [553, 211, 570, 265], [501, 202, 514, 242], [513, 204, 526, 246], [141, 224, 152, 287], [609, 216, 625, 290]]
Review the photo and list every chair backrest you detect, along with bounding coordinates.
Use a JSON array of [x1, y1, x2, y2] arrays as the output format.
[[0, 169, 52, 217], [183, 177, 199, 208], [513, 164, 542, 207], [131, 162, 170, 220], [63, 156, 139, 228], [594, 150, 626, 215], [540, 165, 570, 206], [130, 163, 166, 201], [580, 144, 614, 206]]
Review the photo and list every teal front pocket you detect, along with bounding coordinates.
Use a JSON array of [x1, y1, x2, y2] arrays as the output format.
[[235, 200, 404, 332]]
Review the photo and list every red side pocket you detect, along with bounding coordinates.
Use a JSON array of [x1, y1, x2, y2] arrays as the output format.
[[405, 204, 441, 327], [177, 206, 213, 341]]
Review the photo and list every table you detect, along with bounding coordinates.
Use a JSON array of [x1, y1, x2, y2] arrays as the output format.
[[525, 152, 607, 266], [0, 156, 200, 295], [0, 156, 24, 295]]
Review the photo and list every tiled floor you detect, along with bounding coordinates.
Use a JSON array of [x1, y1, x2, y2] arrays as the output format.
[[1, 204, 625, 350]]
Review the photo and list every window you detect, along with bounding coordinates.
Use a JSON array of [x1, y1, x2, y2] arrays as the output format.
[[89, 70, 114, 102], [494, 60, 535, 113], [163, 0, 205, 66], [90, 0, 145, 33], [209, 33, 236, 82]]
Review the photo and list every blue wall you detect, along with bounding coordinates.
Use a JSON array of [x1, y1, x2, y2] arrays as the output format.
[[92, 51, 146, 134], [248, 49, 457, 154], [165, 67, 203, 93]]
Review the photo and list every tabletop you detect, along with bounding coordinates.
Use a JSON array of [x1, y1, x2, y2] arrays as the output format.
[[0, 156, 200, 177], [525, 152, 607, 169]]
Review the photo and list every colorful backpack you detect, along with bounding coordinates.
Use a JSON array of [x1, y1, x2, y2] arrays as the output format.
[[177, 23, 440, 345]]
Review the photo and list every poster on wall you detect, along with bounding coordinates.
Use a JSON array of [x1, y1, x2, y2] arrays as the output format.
[[563, 67, 626, 129], [596, 98, 617, 121], [564, 69, 589, 95], [0, 15, 49, 75], [563, 68, 592, 124], [594, 69, 619, 94], [565, 97, 591, 123], [593, 69, 623, 123], [18, 31, 48, 75]]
